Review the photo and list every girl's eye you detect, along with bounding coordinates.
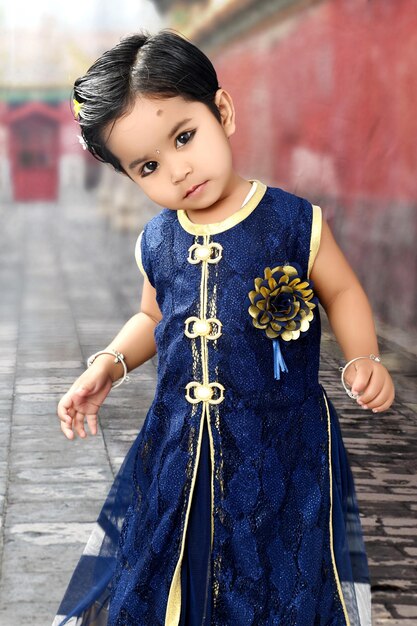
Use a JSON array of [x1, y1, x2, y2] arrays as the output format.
[[141, 161, 158, 177], [176, 130, 196, 148]]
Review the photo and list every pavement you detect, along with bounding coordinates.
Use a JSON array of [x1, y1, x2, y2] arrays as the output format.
[[0, 192, 416, 625]]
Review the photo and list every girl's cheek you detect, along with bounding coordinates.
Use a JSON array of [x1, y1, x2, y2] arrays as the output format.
[[200, 136, 229, 167]]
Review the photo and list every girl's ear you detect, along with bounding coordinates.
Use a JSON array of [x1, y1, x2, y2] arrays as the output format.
[[214, 89, 236, 138]]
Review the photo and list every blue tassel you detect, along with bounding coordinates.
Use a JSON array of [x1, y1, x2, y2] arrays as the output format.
[[273, 339, 288, 380]]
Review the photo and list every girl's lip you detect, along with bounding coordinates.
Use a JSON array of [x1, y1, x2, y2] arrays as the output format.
[[184, 181, 207, 198]]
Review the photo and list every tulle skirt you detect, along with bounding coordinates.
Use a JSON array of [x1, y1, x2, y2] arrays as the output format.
[[52, 398, 371, 625]]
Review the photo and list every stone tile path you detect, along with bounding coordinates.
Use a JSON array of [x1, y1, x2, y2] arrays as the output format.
[[0, 194, 415, 625]]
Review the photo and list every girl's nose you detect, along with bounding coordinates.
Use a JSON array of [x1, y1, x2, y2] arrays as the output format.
[[171, 160, 192, 184]]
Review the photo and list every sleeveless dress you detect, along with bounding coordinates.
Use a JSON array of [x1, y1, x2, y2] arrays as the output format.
[[53, 182, 371, 626]]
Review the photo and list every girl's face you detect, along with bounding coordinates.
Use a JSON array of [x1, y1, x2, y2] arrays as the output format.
[[105, 91, 237, 212]]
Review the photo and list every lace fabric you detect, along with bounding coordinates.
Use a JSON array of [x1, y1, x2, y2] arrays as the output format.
[[53, 186, 370, 625]]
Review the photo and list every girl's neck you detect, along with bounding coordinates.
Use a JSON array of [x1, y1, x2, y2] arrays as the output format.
[[184, 175, 252, 225]]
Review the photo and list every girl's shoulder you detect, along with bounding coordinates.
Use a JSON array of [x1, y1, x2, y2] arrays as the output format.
[[143, 207, 175, 235], [264, 184, 321, 232], [135, 209, 174, 282], [263, 186, 322, 277], [264, 185, 314, 218], [139, 208, 178, 251]]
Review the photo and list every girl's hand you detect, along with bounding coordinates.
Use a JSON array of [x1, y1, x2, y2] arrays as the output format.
[[345, 359, 395, 413], [57, 368, 113, 440]]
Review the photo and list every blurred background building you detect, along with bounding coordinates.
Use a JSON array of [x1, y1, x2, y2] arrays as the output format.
[[0, 0, 416, 333], [0, 0, 163, 205]]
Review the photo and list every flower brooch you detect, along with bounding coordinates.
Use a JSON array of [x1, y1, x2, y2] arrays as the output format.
[[248, 264, 317, 379]]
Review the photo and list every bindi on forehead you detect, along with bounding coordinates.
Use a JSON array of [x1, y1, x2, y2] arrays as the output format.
[[156, 109, 163, 117]]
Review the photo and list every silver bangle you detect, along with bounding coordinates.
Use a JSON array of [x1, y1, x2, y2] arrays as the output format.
[[87, 349, 129, 389], [339, 354, 381, 399]]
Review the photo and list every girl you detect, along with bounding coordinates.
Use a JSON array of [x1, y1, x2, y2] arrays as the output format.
[[54, 30, 394, 626]]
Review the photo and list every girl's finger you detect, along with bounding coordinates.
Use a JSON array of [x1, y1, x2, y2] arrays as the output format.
[[60, 417, 75, 440], [350, 364, 373, 395], [57, 393, 74, 421], [362, 378, 390, 410], [370, 381, 395, 413], [57, 396, 76, 438], [356, 367, 385, 406], [371, 390, 396, 414], [86, 414, 98, 436], [73, 411, 87, 438]]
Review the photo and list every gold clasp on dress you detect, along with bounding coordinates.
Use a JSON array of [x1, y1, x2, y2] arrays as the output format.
[[184, 317, 223, 340], [187, 242, 223, 264], [185, 382, 225, 404]]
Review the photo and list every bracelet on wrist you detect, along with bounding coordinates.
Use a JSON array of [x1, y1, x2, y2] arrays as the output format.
[[87, 349, 129, 389], [339, 353, 381, 399]]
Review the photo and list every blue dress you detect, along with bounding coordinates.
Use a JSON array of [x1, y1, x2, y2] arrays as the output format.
[[53, 182, 371, 626]]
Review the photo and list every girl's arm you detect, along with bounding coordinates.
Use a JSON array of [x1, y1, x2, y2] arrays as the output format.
[[310, 219, 395, 413], [96, 277, 162, 382], [57, 277, 162, 439]]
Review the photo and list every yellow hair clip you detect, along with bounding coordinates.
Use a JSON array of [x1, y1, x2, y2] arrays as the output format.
[[73, 98, 83, 119]]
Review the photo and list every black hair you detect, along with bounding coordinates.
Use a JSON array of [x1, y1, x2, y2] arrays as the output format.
[[73, 30, 221, 173]]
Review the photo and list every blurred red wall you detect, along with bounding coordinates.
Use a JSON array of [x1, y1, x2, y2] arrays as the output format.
[[212, 0, 417, 331]]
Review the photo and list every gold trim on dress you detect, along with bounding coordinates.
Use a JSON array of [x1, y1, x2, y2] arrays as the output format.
[[178, 181, 267, 236], [134, 230, 149, 280], [206, 406, 215, 548], [323, 391, 351, 626], [165, 405, 207, 626], [166, 233, 221, 625], [307, 205, 322, 278]]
